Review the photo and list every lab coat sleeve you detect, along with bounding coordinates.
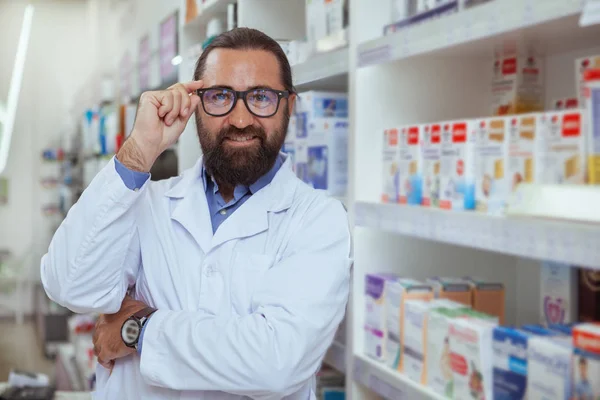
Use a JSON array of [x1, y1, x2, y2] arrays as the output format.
[[40, 157, 147, 314], [139, 198, 352, 398]]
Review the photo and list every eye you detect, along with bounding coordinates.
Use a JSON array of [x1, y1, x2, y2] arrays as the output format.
[[249, 91, 271, 102], [206, 89, 233, 105]]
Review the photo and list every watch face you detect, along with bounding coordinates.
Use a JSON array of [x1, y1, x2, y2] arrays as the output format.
[[121, 319, 140, 346]]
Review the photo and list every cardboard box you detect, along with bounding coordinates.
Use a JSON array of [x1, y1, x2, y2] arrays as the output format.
[[427, 277, 472, 307], [385, 279, 433, 371], [464, 277, 505, 325], [421, 123, 441, 207], [576, 55, 600, 107], [573, 323, 600, 399], [398, 125, 423, 205], [473, 117, 510, 215], [537, 110, 585, 185], [584, 69, 600, 184], [382, 128, 400, 203], [305, 118, 349, 196], [439, 120, 476, 210], [540, 261, 578, 326], [491, 52, 544, 116], [449, 317, 497, 400], [507, 113, 541, 192]]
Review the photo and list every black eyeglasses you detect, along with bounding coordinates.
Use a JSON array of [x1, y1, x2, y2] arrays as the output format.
[[197, 87, 290, 118]]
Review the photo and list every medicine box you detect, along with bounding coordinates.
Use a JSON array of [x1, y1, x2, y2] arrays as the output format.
[[382, 128, 400, 203], [573, 323, 600, 399], [491, 52, 544, 116], [421, 123, 441, 207], [403, 300, 432, 384], [537, 110, 585, 185], [426, 277, 472, 307], [584, 69, 600, 184], [540, 261, 578, 326], [426, 307, 471, 397], [439, 120, 476, 210], [473, 117, 509, 215], [576, 55, 600, 107], [527, 336, 573, 399], [385, 279, 433, 371], [398, 125, 423, 205], [305, 118, 349, 196], [295, 91, 348, 123], [492, 327, 530, 400], [449, 317, 496, 400], [463, 277, 505, 325], [365, 273, 399, 361], [507, 113, 541, 193]]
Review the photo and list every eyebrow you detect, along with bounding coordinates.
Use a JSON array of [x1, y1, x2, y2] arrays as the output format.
[[205, 85, 279, 91]]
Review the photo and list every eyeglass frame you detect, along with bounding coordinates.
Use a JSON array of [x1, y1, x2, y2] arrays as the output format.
[[196, 87, 292, 118]]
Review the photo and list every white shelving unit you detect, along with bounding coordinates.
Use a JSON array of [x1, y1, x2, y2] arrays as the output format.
[[293, 47, 349, 90]]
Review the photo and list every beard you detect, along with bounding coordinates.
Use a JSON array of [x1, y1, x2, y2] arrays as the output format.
[[196, 109, 289, 187]]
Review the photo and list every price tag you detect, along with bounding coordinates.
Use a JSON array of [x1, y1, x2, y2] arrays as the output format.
[[358, 45, 391, 67]]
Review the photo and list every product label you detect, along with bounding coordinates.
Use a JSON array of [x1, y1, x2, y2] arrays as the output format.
[[403, 302, 428, 383], [573, 325, 600, 398], [527, 337, 573, 399], [398, 126, 423, 205], [365, 275, 388, 361], [427, 310, 460, 398], [589, 87, 600, 183], [540, 262, 577, 325], [508, 115, 536, 192], [493, 328, 528, 400], [422, 124, 441, 207]]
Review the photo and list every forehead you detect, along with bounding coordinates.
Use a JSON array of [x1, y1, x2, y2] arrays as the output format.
[[202, 48, 283, 90]]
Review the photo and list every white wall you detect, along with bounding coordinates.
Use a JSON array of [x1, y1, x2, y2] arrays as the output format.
[[0, 0, 95, 316]]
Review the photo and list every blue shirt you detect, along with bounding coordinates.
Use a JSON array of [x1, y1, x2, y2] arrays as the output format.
[[114, 156, 283, 353]]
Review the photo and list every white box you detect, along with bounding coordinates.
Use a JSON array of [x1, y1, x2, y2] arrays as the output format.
[[403, 300, 432, 384], [365, 273, 399, 361], [449, 317, 496, 400], [491, 52, 544, 116], [576, 55, 600, 107], [584, 69, 600, 184], [296, 91, 348, 124], [305, 118, 348, 196], [473, 117, 509, 215], [527, 336, 573, 399], [324, 0, 346, 37], [573, 323, 600, 399], [382, 128, 400, 203], [421, 123, 441, 207], [507, 113, 541, 192], [426, 307, 470, 397], [385, 279, 433, 371], [439, 120, 476, 210], [537, 110, 585, 185], [540, 262, 578, 326], [306, 0, 326, 49], [398, 125, 423, 205]]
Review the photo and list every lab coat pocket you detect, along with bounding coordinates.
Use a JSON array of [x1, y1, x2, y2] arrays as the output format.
[[230, 252, 274, 315]]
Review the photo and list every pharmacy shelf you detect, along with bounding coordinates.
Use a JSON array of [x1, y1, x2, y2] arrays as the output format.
[[323, 341, 346, 374], [357, 0, 600, 68], [184, 0, 236, 31], [293, 48, 349, 90], [354, 202, 600, 270], [353, 354, 443, 400]]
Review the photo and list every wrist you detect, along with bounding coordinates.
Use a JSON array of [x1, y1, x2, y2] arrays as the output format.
[[117, 135, 159, 173]]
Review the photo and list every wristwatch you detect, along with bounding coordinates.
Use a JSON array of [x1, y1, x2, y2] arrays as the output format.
[[121, 306, 157, 350]]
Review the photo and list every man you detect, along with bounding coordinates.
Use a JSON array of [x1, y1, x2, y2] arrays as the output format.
[[575, 357, 594, 400], [41, 28, 351, 399]]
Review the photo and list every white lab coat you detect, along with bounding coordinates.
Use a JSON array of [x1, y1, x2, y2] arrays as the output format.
[[41, 155, 351, 400]]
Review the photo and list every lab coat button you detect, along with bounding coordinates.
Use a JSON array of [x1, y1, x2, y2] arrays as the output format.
[[133, 188, 139, 192], [219, 209, 227, 215]]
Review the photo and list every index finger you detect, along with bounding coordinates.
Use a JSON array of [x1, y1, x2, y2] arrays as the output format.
[[182, 80, 204, 93]]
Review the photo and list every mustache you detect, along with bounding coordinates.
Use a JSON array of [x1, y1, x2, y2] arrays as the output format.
[[217, 126, 267, 143]]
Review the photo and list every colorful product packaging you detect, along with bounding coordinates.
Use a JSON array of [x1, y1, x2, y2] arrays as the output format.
[[572, 323, 600, 399], [584, 68, 600, 184], [427, 277, 472, 307], [403, 300, 432, 384], [382, 128, 400, 203], [421, 123, 442, 207], [492, 327, 530, 400], [540, 261, 578, 326], [507, 113, 541, 193], [527, 336, 573, 399], [398, 125, 423, 205], [365, 273, 399, 361], [575, 55, 600, 107], [473, 117, 509, 215], [439, 120, 476, 210]]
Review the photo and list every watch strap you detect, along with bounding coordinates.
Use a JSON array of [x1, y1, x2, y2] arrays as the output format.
[[133, 306, 157, 321]]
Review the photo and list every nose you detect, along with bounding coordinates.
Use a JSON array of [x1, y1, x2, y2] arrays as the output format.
[[227, 97, 253, 129]]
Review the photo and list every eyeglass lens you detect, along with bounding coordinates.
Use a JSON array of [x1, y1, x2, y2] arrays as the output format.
[[202, 88, 280, 117]]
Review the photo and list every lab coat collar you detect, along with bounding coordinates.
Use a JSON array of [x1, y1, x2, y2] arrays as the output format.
[[164, 153, 296, 252]]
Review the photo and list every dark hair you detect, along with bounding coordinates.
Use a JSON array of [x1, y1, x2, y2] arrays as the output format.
[[193, 27, 294, 93]]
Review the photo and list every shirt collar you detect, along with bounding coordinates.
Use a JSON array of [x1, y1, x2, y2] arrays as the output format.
[[201, 155, 284, 196]]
